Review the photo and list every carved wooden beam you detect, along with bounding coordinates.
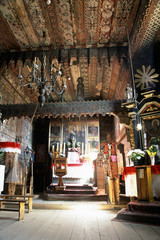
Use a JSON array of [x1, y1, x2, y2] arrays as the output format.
[[0, 100, 126, 120]]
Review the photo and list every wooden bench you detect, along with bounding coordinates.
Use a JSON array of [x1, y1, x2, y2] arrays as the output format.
[[0, 194, 38, 213], [0, 198, 26, 220]]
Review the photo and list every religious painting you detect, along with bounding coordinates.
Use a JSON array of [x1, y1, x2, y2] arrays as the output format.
[[88, 140, 99, 152], [50, 125, 61, 137], [144, 118, 160, 161], [87, 121, 99, 154], [88, 126, 98, 137], [49, 122, 62, 152], [144, 118, 160, 147]]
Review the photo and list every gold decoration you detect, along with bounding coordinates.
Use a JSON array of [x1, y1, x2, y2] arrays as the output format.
[[146, 105, 158, 112], [134, 65, 159, 90], [129, 119, 135, 149]]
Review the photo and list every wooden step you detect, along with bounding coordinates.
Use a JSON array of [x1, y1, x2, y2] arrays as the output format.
[[116, 208, 160, 225], [46, 193, 107, 201], [128, 201, 160, 214]]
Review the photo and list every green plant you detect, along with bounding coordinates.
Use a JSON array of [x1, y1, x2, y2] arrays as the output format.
[[127, 149, 145, 162]]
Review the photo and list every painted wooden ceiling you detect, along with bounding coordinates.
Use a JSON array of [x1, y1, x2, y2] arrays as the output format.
[[0, 0, 159, 104]]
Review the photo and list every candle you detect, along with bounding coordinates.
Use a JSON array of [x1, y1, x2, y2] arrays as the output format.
[[63, 142, 66, 155]]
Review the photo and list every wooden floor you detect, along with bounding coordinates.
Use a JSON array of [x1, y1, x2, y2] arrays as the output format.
[[0, 208, 160, 240]]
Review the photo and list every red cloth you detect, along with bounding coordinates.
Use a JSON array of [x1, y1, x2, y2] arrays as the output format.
[[151, 165, 160, 174], [122, 165, 160, 181], [0, 142, 21, 149]]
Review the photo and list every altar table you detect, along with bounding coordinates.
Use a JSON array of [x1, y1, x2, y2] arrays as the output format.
[[122, 165, 160, 198], [51, 163, 94, 179]]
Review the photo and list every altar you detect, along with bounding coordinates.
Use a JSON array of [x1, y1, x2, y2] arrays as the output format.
[[52, 162, 94, 179], [122, 165, 160, 198]]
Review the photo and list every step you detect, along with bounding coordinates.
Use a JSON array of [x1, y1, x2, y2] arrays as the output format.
[[47, 189, 96, 195], [116, 208, 160, 225], [48, 184, 95, 190], [46, 193, 107, 201], [128, 201, 160, 214]]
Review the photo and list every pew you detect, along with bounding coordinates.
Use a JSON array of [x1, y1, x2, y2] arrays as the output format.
[[0, 198, 26, 220], [0, 194, 38, 213]]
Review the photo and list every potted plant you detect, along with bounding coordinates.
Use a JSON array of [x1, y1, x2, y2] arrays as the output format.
[[127, 149, 145, 166], [147, 145, 157, 165]]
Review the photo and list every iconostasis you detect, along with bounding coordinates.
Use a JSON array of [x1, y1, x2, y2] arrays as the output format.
[[48, 119, 100, 164]]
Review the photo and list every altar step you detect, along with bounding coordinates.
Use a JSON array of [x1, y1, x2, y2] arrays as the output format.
[[115, 201, 160, 225], [45, 183, 107, 201], [46, 193, 107, 201]]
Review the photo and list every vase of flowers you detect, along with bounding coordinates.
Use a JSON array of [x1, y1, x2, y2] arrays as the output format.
[[147, 145, 157, 165], [127, 149, 145, 166]]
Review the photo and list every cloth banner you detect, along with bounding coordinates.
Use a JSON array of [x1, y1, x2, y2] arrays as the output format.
[[0, 142, 21, 154]]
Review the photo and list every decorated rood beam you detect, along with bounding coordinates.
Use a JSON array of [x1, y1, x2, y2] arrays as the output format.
[[0, 100, 125, 119]]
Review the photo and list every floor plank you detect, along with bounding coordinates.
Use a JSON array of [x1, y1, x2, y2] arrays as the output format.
[[70, 209, 101, 240], [96, 210, 120, 240], [112, 221, 143, 240], [0, 209, 160, 240], [131, 223, 160, 240]]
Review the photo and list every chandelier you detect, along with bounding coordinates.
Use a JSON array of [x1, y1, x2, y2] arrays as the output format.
[[18, 54, 77, 107]]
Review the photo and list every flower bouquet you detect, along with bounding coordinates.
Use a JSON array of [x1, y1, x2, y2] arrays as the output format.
[[127, 149, 145, 166], [147, 145, 157, 165]]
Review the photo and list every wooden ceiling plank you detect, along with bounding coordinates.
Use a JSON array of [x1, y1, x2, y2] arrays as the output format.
[[131, 0, 160, 54], [12, 0, 40, 47], [72, 0, 86, 46], [107, 58, 120, 100], [0, 0, 30, 48], [101, 57, 112, 100], [98, 0, 115, 44], [79, 56, 89, 99], [39, 0, 62, 47], [110, 0, 134, 43], [0, 72, 28, 104], [9, 61, 38, 102], [88, 55, 98, 98], [84, 0, 99, 45], [114, 60, 128, 100], [0, 13, 20, 50], [23, 0, 51, 47]]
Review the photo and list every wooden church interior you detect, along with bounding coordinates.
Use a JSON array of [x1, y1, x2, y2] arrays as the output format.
[[0, 0, 160, 225]]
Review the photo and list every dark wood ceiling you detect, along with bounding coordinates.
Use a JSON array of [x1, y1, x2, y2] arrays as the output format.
[[0, 0, 159, 104]]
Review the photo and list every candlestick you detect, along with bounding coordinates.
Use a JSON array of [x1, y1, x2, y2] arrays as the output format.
[[57, 142, 59, 152]]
